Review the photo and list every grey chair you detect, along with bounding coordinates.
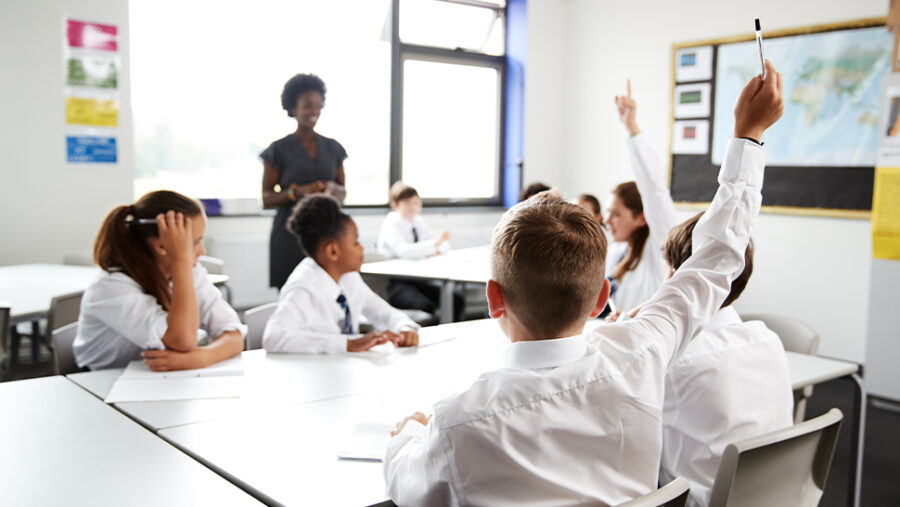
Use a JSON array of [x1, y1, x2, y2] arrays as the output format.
[[198, 255, 225, 275], [243, 302, 278, 350], [708, 408, 843, 507], [47, 291, 83, 348], [1, 306, 9, 379], [616, 477, 690, 507], [741, 313, 820, 423], [51, 322, 81, 375]]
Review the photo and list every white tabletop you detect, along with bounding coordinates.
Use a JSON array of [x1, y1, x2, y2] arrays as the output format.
[[361, 245, 490, 284], [784, 351, 859, 390], [0, 376, 260, 506], [0, 264, 99, 321]]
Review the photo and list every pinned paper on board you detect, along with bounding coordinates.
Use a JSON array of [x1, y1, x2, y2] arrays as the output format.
[[67, 54, 119, 89], [673, 83, 711, 119], [67, 136, 117, 163], [675, 46, 713, 82], [672, 120, 709, 155], [66, 19, 118, 51], [65, 96, 118, 127], [872, 167, 900, 260]]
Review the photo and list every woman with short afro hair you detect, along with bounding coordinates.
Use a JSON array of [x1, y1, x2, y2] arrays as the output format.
[[261, 73, 349, 289]]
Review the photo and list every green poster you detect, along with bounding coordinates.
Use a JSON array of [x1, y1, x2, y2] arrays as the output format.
[[67, 55, 118, 89]]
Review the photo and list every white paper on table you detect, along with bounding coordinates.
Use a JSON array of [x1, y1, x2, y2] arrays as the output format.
[[675, 46, 713, 83], [118, 355, 244, 379], [104, 375, 245, 403], [672, 120, 710, 155], [673, 83, 711, 119], [336, 422, 396, 462]]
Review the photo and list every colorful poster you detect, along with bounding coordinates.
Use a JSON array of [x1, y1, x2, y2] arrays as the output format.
[[872, 167, 900, 260], [67, 136, 117, 163], [672, 120, 709, 154], [67, 19, 118, 51], [67, 54, 118, 89], [65, 97, 118, 127], [675, 46, 713, 83], [673, 83, 711, 119]]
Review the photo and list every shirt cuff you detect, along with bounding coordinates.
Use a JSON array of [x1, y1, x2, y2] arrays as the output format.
[[719, 138, 766, 187], [398, 419, 428, 439]]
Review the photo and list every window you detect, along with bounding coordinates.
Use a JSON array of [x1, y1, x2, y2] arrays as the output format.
[[130, 0, 392, 205]]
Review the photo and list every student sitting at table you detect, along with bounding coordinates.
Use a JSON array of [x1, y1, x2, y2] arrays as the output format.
[[264, 195, 420, 353], [519, 181, 551, 202], [376, 181, 462, 321], [74, 191, 246, 371], [656, 212, 792, 507], [577, 193, 605, 226], [383, 60, 783, 505]]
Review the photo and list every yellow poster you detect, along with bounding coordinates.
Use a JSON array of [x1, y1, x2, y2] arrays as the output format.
[[872, 166, 900, 260], [65, 96, 118, 127]]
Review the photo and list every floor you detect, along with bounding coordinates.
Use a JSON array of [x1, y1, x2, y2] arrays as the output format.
[[5, 339, 899, 506]]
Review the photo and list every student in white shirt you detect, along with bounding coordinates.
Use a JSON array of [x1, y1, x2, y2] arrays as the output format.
[[577, 193, 605, 226], [264, 194, 421, 353], [605, 81, 681, 314], [376, 181, 462, 320], [382, 61, 784, 505], [657, 212, 793, 507], [74, 191, 246, 371]]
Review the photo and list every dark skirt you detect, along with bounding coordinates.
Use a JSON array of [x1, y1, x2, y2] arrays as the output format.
[[269, 208, 305, 289]]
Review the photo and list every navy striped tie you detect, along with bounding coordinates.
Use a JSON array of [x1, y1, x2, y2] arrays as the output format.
[[336, 293, 354, 334]]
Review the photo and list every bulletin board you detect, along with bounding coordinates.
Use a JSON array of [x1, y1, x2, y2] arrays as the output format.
[[668, 18, 890, 218]]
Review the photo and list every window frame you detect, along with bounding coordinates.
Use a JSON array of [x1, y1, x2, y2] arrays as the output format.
[[387, 0, 508, 208]]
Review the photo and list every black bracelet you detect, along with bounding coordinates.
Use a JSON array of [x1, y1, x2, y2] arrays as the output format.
[[739, 136, 763, 146]]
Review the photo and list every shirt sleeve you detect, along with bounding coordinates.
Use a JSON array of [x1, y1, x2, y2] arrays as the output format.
[[86, 275, 169, 350], [623, 138, 765, 365], [262, 286, 350, 354], [193, 265, 247, 340], [333, 139, 348, 163], [627, 133, 680, 249], [384, 419, 457, 506], [354, 274, 420, 332], [260, 141, 279, 167]]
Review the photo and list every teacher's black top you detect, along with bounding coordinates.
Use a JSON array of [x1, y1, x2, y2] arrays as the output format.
[[261, 133, 347, 289]]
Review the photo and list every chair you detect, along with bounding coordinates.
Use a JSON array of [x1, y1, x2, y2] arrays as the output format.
[[741, 313, 820, 423], [47, 291, 83, 348], [198, 255, 226, 275], [707, 408, 843, 507], [243, 302, 278, 350], [616, 477, 690, 507], [51, 322, 81, 375], [0, 306, 9, 379]]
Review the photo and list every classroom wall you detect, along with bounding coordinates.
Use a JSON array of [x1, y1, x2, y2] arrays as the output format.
[[523, 0, 886, 362], [0, 0, 134, 266]]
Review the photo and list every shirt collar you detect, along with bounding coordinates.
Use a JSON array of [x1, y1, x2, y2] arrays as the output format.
[[707, 306, 742, 329], [502, 334, 587, 370], [302, 257, 343, 302]]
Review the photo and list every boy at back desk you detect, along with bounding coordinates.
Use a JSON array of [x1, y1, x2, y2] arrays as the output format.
[[383, 60, 784, 505]]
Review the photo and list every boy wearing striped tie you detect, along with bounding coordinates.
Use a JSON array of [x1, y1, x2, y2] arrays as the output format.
[[263, 195, 419, 353]]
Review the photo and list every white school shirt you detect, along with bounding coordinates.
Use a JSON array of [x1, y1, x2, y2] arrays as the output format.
[[609, 133, 681, 312], [383, 138, 766, 506], [659, 307, 793, 507], [263, 257, 419, 354], [73, 265, 246, 371], [377, 211, 451, 260]]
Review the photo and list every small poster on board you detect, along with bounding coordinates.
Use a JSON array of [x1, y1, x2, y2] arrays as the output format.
[[67, 136, 117, 163], [675, 46, 713, 82], [672, 120, 709, 155], [673, 83, 711, 119]]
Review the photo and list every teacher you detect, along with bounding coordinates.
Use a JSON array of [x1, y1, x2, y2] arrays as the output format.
[[261, 73, 347, 289]]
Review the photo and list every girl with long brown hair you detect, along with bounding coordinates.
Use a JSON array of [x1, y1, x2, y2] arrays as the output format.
[[73, 190, 245, 370]]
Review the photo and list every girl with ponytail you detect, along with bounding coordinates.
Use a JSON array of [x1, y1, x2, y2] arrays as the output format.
[[74, 190, 246, 371]]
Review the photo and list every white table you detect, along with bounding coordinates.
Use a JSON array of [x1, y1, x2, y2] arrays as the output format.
[[0, 376, 260, 506], [81, 319, 865, 507], [361, 246, 490, 323]]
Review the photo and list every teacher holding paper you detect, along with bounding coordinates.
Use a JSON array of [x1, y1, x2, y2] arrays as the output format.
[[261, 73, 348, 289]]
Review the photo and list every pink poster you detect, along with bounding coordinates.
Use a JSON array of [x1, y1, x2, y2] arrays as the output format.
[[67, 19, 118, 51]]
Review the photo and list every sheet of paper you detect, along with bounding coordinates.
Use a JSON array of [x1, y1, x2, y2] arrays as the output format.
[[672, 120, 710, 155], [673, 83, 711, 119], [872, 167, 900, 260], [675, 46, 713, 83], [119, 355, 244, 379], [336, 422, 396, 462], [105, 376, 245, 403]]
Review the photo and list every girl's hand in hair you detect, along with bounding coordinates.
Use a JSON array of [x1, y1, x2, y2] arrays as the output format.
[[156, 211, 194, 265]]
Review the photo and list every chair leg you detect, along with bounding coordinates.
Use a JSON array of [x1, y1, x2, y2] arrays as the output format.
[[30, 320, 41, 363], [10, 325, 20, 367]]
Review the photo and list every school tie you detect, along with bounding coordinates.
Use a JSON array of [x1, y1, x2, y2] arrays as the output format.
[[411, 226, 419, 243], [336, 293, 354, 334]]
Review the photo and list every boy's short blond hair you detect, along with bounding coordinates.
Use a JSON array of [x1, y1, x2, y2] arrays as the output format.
[[491, 190, 608, 337], [389, 181, 419, 205]]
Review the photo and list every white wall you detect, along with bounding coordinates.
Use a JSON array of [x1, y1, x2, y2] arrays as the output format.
[[524, 0, 886, 362], [0, 0, 133, 265]]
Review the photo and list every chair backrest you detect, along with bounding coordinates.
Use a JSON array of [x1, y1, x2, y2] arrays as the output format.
[[616, 477, 690, 507], [243, 302, 279, 350], [48, 291, 84, 343], [740, 313, 820, 355], [0, 306, 9, 374], [51, 322, 80, 375], [708, 408, 843, 507], [199, 255, 226, 275]]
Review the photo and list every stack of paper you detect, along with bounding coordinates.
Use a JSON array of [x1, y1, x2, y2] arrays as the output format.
[[336, 422, 396, 462], [104, 356, 245, 403]]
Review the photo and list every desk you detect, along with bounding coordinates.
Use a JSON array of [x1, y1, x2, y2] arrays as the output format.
[[361, 246, 490, 323], [0, 376, 260, 506], [83, 319, 863, 507]]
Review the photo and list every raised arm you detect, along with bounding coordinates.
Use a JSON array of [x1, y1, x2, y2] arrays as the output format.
[[615, 80, 679, 247], [157, 211, 199, 352], [627, 61, 783, 364]]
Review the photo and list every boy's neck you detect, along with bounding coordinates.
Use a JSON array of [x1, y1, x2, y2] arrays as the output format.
[[313, 255, 348, 284], [506, 316, 588, 343]]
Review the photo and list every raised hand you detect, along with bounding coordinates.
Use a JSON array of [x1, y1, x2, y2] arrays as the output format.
[[614, 79, 640, 136], [156, 211, 194, 266], [733, 59, 784, 142]]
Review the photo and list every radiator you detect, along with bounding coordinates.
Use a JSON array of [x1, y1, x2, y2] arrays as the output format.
[[206, 235, 278, 309]]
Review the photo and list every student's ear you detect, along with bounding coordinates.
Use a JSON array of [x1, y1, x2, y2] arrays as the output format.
[[486, 279, 506, 319], [322, 240, 340, 262], [389, 201, 398, 211], [149, 237, 166, 258], [589, 278, 611, 318], [635, 212, 647, 227]]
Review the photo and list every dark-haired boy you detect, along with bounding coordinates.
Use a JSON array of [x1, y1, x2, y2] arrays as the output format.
[[383, 61, 784, 505], [263, 195, 420, 353], [658, 212, 792, 507]]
